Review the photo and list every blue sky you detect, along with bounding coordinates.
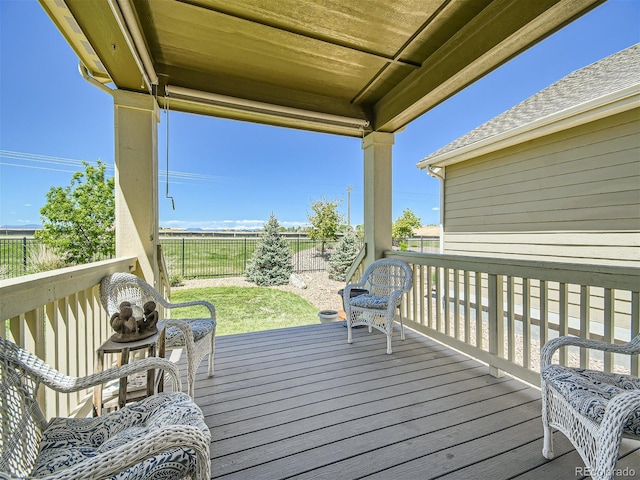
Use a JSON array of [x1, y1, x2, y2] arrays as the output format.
[[1, 1, 639, 231]]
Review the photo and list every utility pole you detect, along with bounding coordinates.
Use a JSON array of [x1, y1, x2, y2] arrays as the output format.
[[347, 186, 352, 227]]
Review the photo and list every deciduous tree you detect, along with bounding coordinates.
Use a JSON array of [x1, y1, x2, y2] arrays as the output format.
[[36, 160, 115, 264], [392, 209, 421, 250], [307, 197, 343, 255]]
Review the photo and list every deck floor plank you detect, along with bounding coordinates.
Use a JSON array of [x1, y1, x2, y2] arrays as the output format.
[[192, 323, 640, 479]]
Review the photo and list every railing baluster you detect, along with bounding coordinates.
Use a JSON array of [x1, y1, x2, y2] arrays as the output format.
[[507, 276, 515, 363], [559, 282, 568, 366], [475, 271, 482, 349], [464, 270, 470, 344], [444, 268, 450, 336], [9, 315, 24, 347], [579, 285, 590, 369], [539, 280, 548, 359], [427, 265, 434, 328], [418, 265, 424, 325], [604, 288, 613, 373], [523, 278, 531, 369], [632, 291, 639, 376], [488, 273, 504, 377], [454, 269, 460, 340], [44, 302, 56, 419], [435, 267, 442, 332]]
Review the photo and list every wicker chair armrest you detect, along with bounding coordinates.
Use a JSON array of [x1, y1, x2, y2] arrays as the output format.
[[541, 336, 640, 369], [39, 357, 182, 394], [597, 390, 640, 443], [47, 424, 211, 480], [388, 289, 405, 306], [164, 319, 196, 354], [344, 280, 367, 290], [164, 299, 216, 319], [343, 281, 368, 299]]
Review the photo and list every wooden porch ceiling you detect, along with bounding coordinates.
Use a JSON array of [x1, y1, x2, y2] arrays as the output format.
[[39, 0, 604, 137], [191, 323, 639, 479]]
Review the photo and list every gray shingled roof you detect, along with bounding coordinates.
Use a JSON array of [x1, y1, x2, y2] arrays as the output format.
[[419, 43, 640, 165]]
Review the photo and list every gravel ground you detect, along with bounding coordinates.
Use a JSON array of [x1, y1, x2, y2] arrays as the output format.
[[175, 270, 346, 312]]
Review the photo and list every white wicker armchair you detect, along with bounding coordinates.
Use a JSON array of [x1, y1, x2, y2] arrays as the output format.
[[0, 336, 211, 480], [100, 273, 216, 398], [343, 258, 413, 354], [540, 334, 640, 480]]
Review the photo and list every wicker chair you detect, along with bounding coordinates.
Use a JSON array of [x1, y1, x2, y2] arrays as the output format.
[[540, 335, 640, 480], [100, 273, 216, 398], [0, 337, 211, 480], [343, 258, 413, 354]]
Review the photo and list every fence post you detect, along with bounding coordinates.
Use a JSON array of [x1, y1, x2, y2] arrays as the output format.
[[243, 238, 247, 273], [22, 236, 27, 274], [181, 238, 185, 277]]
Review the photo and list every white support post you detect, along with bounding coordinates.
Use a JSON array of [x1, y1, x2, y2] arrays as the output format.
[[362, 132, 394, 267], [113, 90, 160, 286]]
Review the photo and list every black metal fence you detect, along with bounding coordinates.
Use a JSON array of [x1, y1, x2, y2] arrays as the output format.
[[0, 235, 439, 280], [160, 236, 344, 279], [0, 237, 44, 278]]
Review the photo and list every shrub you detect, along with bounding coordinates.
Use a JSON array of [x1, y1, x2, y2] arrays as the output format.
[[26, 244, 66, 274]]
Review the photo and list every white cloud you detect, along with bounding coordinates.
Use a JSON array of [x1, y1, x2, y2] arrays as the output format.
[[432, 207, 440, 211]]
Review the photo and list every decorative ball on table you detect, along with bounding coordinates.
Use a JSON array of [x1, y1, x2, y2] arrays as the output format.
[[110, 300, 160, 342]]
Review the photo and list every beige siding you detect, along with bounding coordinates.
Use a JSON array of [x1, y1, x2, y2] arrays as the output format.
[[443, 108, 640, 266]]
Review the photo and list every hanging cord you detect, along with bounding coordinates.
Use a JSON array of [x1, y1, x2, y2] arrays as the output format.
[[164, 89, 176, 210]]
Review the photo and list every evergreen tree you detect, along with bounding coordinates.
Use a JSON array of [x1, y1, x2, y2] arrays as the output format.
[[245, 213, 293, 286], [327, 227, 360, 281]]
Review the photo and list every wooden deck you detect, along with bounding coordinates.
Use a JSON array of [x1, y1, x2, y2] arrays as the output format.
[[191, 322, 640, 479]]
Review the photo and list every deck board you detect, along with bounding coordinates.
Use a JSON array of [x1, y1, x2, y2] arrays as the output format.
[[190, 322, 640, 479]]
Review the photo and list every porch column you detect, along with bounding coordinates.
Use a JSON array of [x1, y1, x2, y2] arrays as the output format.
[[113, 90, 160, 286], [362, 132, 394, 266]]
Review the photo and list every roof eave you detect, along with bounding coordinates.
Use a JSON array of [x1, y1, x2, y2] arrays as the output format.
[[417, 84, 640, 170]]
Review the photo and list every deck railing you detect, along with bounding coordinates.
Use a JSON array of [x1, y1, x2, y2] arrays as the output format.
[[4, 249, 638, 421], [386, 251, 640, 386], [0, 257, 137, 419]]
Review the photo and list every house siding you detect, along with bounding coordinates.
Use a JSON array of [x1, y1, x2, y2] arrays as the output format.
[[443, 108, 640, 267]]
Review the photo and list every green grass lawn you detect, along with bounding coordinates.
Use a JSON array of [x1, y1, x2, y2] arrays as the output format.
[[170, 286, 320, 335]]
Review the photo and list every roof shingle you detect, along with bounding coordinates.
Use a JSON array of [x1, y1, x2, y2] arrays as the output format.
[[419, 44, 640, 165]]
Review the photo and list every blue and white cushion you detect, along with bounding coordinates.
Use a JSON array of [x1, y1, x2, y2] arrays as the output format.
[[165, 319, 215, 348], [349, 294, 391, 310], [542, 365, 640, 435], [31, 392, 205, 479]]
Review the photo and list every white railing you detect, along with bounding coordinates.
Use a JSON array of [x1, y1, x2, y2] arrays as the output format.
[[386, 251, 640, 386], [0, 257, 137, 419]]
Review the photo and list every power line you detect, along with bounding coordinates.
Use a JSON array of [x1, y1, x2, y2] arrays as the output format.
[[0, 149, 223, 184]]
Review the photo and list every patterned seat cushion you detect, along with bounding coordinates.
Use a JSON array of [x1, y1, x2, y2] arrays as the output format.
[[165, 319, 215, 348], [349, 294, 391, 310], [542, 365, 640, 436], [31, 392, 204, 479]]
